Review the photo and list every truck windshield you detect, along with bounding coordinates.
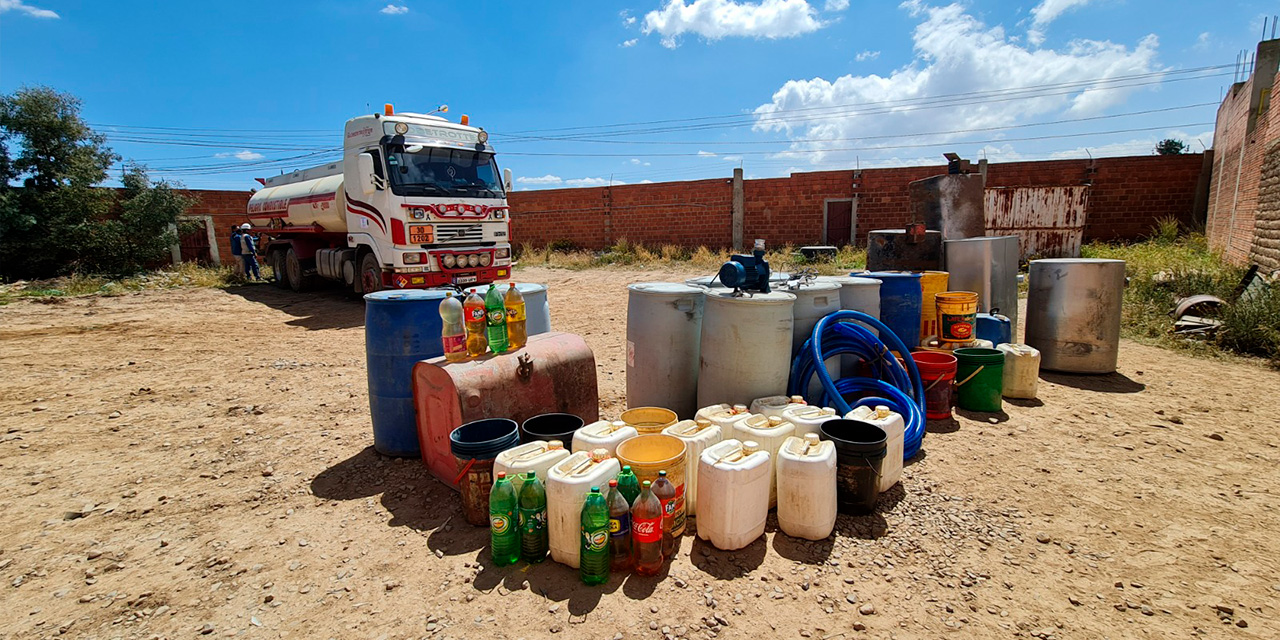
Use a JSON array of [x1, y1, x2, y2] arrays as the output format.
[[386, 145, 505, 199]]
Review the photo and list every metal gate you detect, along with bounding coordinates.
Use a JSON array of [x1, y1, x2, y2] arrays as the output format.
[[984, 186, 1089, 259], [178, 219, 213, 264]]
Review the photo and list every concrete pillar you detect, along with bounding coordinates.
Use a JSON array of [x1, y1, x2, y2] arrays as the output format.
[[732, 168, 744, 251]]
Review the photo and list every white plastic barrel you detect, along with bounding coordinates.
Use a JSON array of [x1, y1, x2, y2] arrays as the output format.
[[697, 290, 796, 408], [695, 439, 771, 551], [547, 449, 621, 568], [782, 405, 839, 439], [749, 395, 806, 419], [776, 434, 837, 541], [662, 419, 723, 517], [571, 420, 638, 457], [818, 275, 882, 377], [626, 283, 705, 419], [844, 405, 905, 492], [997, 343, 1041, 399], [783, 281, 841, 399], [731, 414, 796, 507], [493, 440, 570, 494], [466, 283, 551, 336]]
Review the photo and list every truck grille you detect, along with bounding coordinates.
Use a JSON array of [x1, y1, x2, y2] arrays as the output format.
[[433, 223, 484, 244]]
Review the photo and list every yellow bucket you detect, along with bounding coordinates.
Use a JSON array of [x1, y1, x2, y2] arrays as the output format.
[[918, 271, 950, 342], [935, 291, 979, 343], [621, 407, 678, 435], [615, 434, 687, 537]]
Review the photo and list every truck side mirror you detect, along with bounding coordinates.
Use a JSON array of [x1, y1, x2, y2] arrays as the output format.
[[357, 153, 377, 195], [503, 168, 513, 193]]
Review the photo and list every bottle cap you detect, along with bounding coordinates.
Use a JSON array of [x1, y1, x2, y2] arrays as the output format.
[[622, 465, 632, 473], [610, 420, 627, 430], [790, 395, 805, 403], [591, 486, 600, 493], [696, 418, 712, 428], [742, 440, 759, 454], [591, 448, 609, 462], [768, 416, 784, 427], [608, 479, 618, 487], [525, 471, 536, 479], [732, 404, 747, 413], [803, 433, 820, 446], [875, 405, 891, 419], [658, 470, 667, 477], [821, 407, 836, 415], [642, 480, 651, 488], [548, 440, 564, 450], [496, 471, 506, 479]]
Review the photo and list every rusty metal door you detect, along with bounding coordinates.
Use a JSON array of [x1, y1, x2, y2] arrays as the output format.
[[825, 200, 853, 246], [984, 186, 1089, 259], [178, 222, 212, 264]]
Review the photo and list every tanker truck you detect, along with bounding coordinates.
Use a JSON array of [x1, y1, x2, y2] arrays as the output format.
[[246, 104, 513, 294]]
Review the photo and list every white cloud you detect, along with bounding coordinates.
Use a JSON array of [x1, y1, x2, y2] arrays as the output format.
[[214, 150, 266, 161], [516, 174, 564, 186], [697, 150, 718, 157], [824, 0, 849, 10], [643, 0, 825, 48], [379, 4, 409, 15], [0, 0, 59, 18], [1027, 0, 1095, 45], [1048, 128, 1215, 159], [513, 175, 624, 189], [855, 49, 880, 61], [722, 155, 743, 162], [630, 158, 651, 166], [621, 9, 638, 25], [753, 2, 1161, 166], [565, 177, 614, 187], [621, 38, 639, 47], [1194, 31, 1210, 52]]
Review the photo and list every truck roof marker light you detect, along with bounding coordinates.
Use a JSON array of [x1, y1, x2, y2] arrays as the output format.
[[460, 114, 469, 126], [477, 129, 489, 144], [384, 103, 394, 116]]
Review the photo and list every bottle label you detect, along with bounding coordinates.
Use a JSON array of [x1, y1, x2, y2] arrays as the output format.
[[487, 308, 506, 326], [633, 516, 661, 543], [442, 334, 466, 355], [941, 313, 975, 340], [609, 513, 631, 537], [583, 527, 609, 551], [519, 508, 546, 534], [506, 304, 526, 322], [490, 513, 511, 534], [468, 307, 486, 322]]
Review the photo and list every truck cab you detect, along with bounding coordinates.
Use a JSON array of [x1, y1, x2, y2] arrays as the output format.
[[248, 105, 512, 294]]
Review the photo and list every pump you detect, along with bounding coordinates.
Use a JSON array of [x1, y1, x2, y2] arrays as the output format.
[[718, 239, 772, 294]]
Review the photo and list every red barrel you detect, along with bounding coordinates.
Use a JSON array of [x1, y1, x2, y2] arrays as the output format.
[[912, 351, 957, 420]]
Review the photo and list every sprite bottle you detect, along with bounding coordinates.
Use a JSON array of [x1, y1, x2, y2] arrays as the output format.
[[580, 486, 610, 585], [484, 284, 509, 354], [489, 472, 519, 566], [518, 471, 548, 563], [616, 465, 641, 506]]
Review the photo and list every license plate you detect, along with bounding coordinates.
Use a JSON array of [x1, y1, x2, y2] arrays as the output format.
[[453, 275, 477, 284], [409, 225, 433, 244]]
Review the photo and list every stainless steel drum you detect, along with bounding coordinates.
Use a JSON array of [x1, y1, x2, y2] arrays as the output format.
[[944, 235, 1020, 331], [1024, 258, 1126, 374]]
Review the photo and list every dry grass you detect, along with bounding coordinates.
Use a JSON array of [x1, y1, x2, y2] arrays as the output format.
[[516, 240, 867, 275], [0, 262, 254, 305]]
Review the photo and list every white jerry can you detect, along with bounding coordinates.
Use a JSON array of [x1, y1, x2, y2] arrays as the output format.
[[782, 405, 840, 439], [695, 439, 771, 551], [731, 415, 796, 508], [493, 440, 571, 494], [749, 395, 807, 419], [662, 418, 723, 517], [776, 434, 838, 541], [546, 449, 621, 569], [997, 343, 1041, 399], [572, 420, 639, 456], [844, 405, 905, 492], [699, 404, 754, 433]]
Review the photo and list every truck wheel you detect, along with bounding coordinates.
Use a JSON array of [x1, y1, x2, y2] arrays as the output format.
[[285, 248, 316, 292], [359, 252, 383, 295], [271, 251, 289, 289]]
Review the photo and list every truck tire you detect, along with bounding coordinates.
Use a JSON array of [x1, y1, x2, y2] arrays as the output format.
[[271, 251, 289, 289], [285, 248, 317, 292], [359, 252, 383, 295]]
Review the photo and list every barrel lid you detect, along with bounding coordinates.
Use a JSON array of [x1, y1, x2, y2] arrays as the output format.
[[862, 271, 922, 281], [628, 282, 704, 296], [780, 280, 840, 293], [818, 275, 882, 287], [364, 288, 452, 302], [466, 282, 546, 295], [944, 235, 1018, 245], [1029, 258, 1125, 265], [705, 289, 797, 304]]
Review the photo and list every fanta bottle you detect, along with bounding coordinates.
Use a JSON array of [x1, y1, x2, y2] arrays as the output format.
[[504, 283, 527, 350], [489, 472, 519, 566], [580, 486, 611, 585], [652, 470, 678, 557], [631, 480, 663, 575], [463, 290, 488, 357]]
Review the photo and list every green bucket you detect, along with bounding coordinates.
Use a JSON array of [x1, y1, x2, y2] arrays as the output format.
[[953, 347, 1005, 412]]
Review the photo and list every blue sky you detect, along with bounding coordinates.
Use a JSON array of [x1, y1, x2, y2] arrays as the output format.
[[1, 0, 1274, 190]]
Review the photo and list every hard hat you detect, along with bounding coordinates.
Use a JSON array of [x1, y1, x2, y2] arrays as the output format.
[[240, 223, 252, 229]]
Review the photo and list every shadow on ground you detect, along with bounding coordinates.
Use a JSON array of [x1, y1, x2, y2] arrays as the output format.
[[1040, 371, 1146, 394], [226, 282, 364, 331]]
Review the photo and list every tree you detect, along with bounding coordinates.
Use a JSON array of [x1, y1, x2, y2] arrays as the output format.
[[0, 86, 189, 279], [1155, 138, 1188, 155]]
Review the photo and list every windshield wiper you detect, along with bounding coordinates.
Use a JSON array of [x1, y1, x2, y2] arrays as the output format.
[[401, 183, 449, 196]]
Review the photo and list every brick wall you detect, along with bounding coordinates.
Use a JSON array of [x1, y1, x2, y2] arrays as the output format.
[[179, 189, 253, 265], [505, 154, 1208, 250]]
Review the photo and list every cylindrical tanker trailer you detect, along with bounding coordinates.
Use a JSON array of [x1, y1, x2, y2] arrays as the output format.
[[245, 104, 514, 294]]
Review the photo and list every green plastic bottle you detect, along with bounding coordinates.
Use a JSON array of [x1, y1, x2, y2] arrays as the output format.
[[518, 471, 548, 563], [484, 284, 509, 354], [580, 486, 611, 585], [489, 472, 519, 566], [616, 465, 641, 506]]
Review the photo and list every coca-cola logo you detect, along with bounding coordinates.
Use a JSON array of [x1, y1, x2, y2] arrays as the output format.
[[633, 520, 658, 537]]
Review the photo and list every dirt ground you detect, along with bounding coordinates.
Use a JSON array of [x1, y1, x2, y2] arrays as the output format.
[[1, 265, 1279, 640]]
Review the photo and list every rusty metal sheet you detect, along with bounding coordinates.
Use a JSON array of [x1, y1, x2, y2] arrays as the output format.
[[984, 186, 1089, 259]]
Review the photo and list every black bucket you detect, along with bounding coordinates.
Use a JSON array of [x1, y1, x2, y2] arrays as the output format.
[[519, 413, 585, 444], [819, 419, 888, 515]]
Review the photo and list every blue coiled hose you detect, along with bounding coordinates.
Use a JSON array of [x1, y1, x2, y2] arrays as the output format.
[[787, 310, 927, 461]]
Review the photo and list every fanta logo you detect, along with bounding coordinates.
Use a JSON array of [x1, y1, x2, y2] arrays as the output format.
[[584, 529, 608, 550], [468, 308, 485, 321], [490, 515, 510, 534]]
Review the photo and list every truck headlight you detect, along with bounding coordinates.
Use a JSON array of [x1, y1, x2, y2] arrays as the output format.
[[442, 254, 456, 268], [496, 247, 510, 259], [409, 208, 427, 220], [404, 253, 423, 265], [468, 254, 480, 267], [480, 253, 492, 267]]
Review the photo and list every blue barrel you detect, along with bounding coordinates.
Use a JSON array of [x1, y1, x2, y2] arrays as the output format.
[[976, 312, 1012, 346], [364, 289, 451, 457], [861, 272, 923, 349]]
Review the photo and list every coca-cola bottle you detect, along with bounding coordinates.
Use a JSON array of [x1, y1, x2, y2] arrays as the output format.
[[631, 480, 663, 576], [651, 470, 677, 557]]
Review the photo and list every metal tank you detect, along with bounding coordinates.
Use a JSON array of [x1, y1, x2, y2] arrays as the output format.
[[697, 290, 796, 408], [867, 229, 944, 271], [465, 283, 551, 336], [781, 280, 841, 399], [626, 283, 706, 419], [1025, 258, 1126, 374], [944, 236, 1020, 331]]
